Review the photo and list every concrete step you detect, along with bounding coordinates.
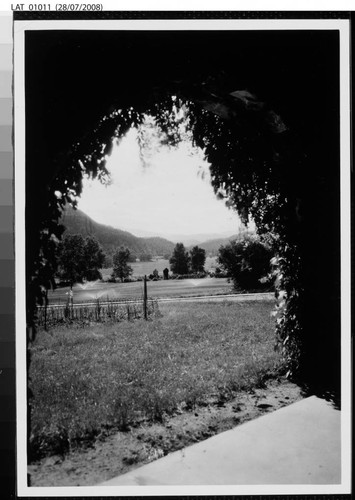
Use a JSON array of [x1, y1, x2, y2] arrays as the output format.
[[100, 396, 341, 486]]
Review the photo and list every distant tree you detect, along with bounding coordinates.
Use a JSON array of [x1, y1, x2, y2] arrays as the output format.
[[152, 269, 159, 279], [190, 246, 206, 273], [58, 234, 106, 286], [127, 252, 138, 263], [103, 254, 113, 268], [57, 234, 86, 287], [83, 236, 105, 281], [112, 247, 133, 282], [169, 243, 190, 275], [214, 266, 222, 277], [218, 236, 273, 290], [139, 253, 152, 262]]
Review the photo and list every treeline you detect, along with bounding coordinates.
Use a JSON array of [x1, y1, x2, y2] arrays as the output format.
[[55, 234, 168, 286], [57, 232, 274, 292], [169, 243, 206, 275], [104, 251, 171, 268], [56, 234, 105, 287], [168, 235, 274, 290]]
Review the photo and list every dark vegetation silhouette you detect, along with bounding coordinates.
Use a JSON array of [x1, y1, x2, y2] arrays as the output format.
[[139, 253, 153, 262], [57, 234, 105, 287], [112, 247, 133, 283], [25, 27, 341, 416], [189, 233, 243, 257], [218, 236, 273, 290], [190, 246, 206, 273], [169, 243, 190, 275]]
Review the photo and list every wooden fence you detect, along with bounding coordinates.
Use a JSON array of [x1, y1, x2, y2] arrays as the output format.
[[37, 276, 157, 328]]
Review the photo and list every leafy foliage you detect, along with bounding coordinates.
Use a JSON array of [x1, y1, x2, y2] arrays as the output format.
[[57, 234, 85, 286], [83, 236, 106, 281], [127, 253, 138, 263], [139, 253, 153, 262], [57, 234, 105, 286], [190, 246, 206, 273], [26, 30, 341, 398], [169, 243, 190, 275], [218, 236, 273, 290], [112, 247, 133, 283]]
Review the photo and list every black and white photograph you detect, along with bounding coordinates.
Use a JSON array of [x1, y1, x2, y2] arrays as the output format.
[[13, 13, 351, 496]]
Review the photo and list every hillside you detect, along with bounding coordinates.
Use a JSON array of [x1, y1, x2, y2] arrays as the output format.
[[193, 236, 238, 256], [60, 206, 175, 258], [194, 229, 255, 256]]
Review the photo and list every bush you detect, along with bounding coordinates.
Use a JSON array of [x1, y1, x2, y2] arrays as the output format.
[[209, 269, 229, 278], [170, 272, 207, 280], [218, 235, 273, 290], [85, 269, 102, 281]]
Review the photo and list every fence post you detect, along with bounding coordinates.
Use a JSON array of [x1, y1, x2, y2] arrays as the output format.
[[44, 289, 48, 331], [143, 275, 148, 320]]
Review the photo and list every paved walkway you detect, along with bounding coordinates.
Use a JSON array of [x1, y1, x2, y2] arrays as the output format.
[[100, 396, 341, 486]]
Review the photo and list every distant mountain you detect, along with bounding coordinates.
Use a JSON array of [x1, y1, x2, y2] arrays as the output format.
[[116, 229, 240, 246], [179, 238, 201, 247], [189, 235, 237, 256], [60, 206, 175, 258], [192, 229, 255, 256], [158, 231, 240, 246]]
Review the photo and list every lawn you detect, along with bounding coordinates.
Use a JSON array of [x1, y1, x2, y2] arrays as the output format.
[[47, 277, 233, 304], [29, 299, 282, 460]]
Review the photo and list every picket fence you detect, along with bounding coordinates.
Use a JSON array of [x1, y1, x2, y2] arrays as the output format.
[[37, 298, 159, 328]]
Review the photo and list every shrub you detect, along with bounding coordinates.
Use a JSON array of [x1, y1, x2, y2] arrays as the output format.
[[170, 272, 207, 280], [218, 235, 273, 290]]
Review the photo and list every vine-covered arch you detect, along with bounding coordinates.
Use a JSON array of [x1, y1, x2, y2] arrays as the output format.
[[25, 28, 341, 400]]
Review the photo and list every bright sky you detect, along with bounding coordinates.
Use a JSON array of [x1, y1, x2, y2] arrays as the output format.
[[78, 127, 242, 240]]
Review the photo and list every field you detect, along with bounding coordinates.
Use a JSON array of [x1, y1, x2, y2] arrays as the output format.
[[47, 277, 233, 304], [29, 299, 283, 462]]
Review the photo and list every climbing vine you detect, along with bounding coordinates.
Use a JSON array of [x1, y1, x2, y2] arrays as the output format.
[[28, 93, 310, 387]]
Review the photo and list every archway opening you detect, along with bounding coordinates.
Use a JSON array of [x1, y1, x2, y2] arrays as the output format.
[[23, 28, 342, 469]]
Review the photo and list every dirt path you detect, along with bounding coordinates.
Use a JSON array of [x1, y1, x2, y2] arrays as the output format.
[[28, 378, 304, 487]]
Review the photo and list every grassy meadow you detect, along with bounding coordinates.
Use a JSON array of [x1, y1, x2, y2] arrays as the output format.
[[29, 299, 282, 460]]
